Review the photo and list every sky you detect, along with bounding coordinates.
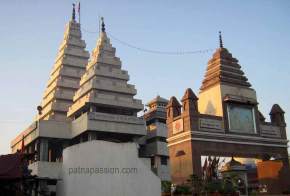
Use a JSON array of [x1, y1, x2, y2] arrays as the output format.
[[0, 0, 290, 154]]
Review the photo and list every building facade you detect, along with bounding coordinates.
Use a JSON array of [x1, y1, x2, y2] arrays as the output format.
[[141, 96, 171, 181], [166, 35, 289, 193]]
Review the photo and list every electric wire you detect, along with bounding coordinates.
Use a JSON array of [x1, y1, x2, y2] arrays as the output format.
[[81, 28, 215, 55]]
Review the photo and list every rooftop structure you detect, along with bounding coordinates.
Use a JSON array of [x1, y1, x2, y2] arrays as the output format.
[[166, 33, 289, 193]]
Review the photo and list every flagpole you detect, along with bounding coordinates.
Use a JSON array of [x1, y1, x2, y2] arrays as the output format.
[[98, 15, 101, 35], [78, 2, 81, 24]]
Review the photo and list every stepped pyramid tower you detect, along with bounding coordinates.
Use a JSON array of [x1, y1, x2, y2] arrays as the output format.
[[67, 18, 145, 142], [38, 5, 89, 121], [198, 32, 256, 117]]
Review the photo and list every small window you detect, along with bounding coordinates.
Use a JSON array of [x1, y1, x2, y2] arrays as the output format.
[[161, 156, 168, 165], [151, 157, 155, 167]]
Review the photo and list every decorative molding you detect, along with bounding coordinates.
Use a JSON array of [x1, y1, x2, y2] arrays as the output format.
[[199, 118, 223, 131], [168, 137, 288, 148], [167, 130, 288, 144], [172, 119, 184, 135]]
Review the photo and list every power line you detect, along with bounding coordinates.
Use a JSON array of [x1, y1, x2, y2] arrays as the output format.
[[0, 121, 28, 124], [81, 28, 214, 55]]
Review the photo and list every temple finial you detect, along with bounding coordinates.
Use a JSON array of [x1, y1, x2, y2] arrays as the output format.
[[72, 3, 76, 21], [101, 17, 105, 32], [219, 31, 223, 48]]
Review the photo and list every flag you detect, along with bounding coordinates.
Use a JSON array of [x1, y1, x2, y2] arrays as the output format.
[[208, 156, 212, 163], [78, 2, 80, 13], [202, 158, 208, 172], [77, 2, 81, 23], [20, 135, 25, 153]]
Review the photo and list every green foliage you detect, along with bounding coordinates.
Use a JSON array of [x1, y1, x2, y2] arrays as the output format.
[[184, 173, 239, 194], [204, 179, 223, 193], [161, 181, 172, 193], [249, 190, 258, 196], [174, 184, 191, 194], [222, 180, 236, 194], [187, 174, 203, 194]]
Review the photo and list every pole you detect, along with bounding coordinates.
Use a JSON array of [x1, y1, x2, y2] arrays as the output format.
[[98, 15, 101, 35], [78, 2, 81, 24]]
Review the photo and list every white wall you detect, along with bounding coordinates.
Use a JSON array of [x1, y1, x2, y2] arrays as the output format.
[[57, 140, 161, 196]]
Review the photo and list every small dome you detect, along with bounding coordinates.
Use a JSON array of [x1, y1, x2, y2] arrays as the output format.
[[146, 95, 168, 107], [222, 157, 246, 172]]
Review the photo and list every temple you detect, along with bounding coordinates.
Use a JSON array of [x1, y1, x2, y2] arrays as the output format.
[[166, 32, 289, 193], [66, 17, 145, 143], [8, 6, 289, 195], [10, 9, 160, 196]]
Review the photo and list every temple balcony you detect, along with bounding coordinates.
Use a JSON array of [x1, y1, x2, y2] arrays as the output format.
[[11, 120, 71, 153], [29, 161, 62, 180], [71, 112, 146, 138]]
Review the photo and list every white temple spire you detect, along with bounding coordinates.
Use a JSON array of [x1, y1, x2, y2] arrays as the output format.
[[38, 10, 89, 121], [67, 20, 143, 119]]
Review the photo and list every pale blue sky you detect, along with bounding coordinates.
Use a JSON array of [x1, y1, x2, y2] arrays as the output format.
[[1, 0, 290, 154]]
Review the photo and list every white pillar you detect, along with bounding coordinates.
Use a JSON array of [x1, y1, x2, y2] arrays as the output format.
[[39, 139, 48, 161]]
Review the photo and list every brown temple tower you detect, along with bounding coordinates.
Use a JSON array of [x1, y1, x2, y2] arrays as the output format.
[[166, 33, 289, 191]]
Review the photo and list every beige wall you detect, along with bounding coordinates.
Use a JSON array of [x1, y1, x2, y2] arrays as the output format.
[[198, 84, 223, 116], [198, 84, 257, 117]]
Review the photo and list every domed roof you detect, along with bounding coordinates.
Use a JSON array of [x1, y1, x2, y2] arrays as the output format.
[[146, 95, 168, 106]]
